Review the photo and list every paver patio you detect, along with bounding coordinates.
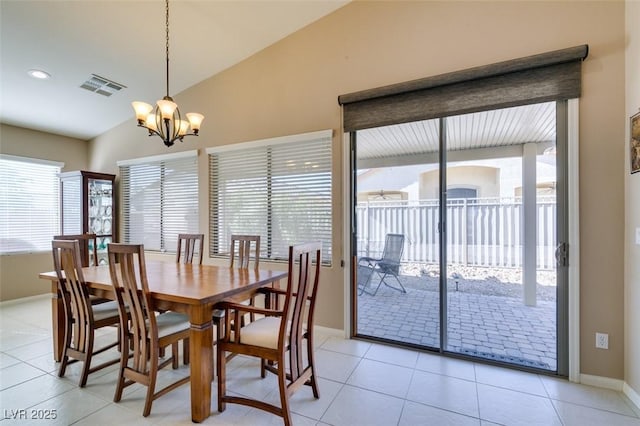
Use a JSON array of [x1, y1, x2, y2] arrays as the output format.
[[357, 274, 557, 371]]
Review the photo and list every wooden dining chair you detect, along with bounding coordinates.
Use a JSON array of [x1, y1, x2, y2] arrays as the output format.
[[51, 239, 121, 387], [54, 233, 110, 305], [216, 242, 322, 426], [174, 233, 204, 361], [229, 235, 261, 320], [53, 233, 98, 267], [213, 235, 262, 367], [176, 233, 204, 264], [229, 234, 260, 270], [107, 243, 191, 417]]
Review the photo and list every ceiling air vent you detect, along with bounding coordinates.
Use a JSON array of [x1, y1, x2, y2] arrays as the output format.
[[79, 74, 126, 97]]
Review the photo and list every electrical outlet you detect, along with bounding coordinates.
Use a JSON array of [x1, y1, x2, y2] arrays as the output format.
[[596, 332, 609, 349]]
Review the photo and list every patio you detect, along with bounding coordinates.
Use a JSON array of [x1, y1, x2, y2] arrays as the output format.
[[357, 272, 557, 371]]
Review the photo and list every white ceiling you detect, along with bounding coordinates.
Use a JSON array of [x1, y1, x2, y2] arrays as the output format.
[[0, 0, 349, 141], [357, 102, 557, 162]]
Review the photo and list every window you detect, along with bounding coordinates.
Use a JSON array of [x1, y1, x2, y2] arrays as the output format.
[[0, 155, 63, 253], [208, 130, 332, 265], [118, 150, 198, 253]]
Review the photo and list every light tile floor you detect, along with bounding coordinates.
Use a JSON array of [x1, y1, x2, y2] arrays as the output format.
[[1, 296, 639, 425]]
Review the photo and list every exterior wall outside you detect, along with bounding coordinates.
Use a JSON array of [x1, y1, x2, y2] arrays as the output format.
[[420, 166, 499, 199], [0, 124, 89, 300], [624, 0, 640, 400], [83, 1, 624, 379]]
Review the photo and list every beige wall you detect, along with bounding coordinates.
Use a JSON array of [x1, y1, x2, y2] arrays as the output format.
[[419, 166, 499, 199], [87, 1, 626, 378], [0, 124, 89, 300], [625, 0, 640, 400]]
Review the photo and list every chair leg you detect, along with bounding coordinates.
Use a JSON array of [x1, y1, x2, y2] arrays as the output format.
[[113, 330, 129, 403], [277, 357, 292, 426], [143, 374, 156, 417], [381, 273, 406, 293], [79, 342, 93, 387], [58, 352, 69, 378], [58, 314, 72, 378], [306, 337, 320, 399], [182, 339, 189, 365], [171, 343, 179, 369], [113, 362, 126, 403], [217, 345, 226, 412]]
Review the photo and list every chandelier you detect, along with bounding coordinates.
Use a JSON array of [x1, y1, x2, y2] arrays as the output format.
[[131, 0, 204, 147]]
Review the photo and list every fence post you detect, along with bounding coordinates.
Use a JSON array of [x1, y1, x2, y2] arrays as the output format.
[[366, 201, 371, 257], [462, 198, 468, 266]]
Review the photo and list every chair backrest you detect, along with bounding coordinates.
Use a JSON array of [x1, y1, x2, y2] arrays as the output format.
[[54, 233, 98, 267], [229, 235, 260, 270], [176, 233, 204, 265], [381, 233, 405, 264], [52, 239, 94, 351], [108, 243, 158, 372], [279, 242, 321, 380]]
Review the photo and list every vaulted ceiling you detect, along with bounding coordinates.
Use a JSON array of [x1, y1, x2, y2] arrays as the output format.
[[0, 0, 349, 140]]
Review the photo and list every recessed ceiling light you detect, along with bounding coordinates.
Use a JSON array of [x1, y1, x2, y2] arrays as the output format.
[[27, 69, 51, 80]]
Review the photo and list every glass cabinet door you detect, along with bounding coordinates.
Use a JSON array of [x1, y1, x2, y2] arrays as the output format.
[[60, 171, 116, 266], [88, 178, 113, 265]]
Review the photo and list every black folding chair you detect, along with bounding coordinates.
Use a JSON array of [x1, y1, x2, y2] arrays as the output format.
[[358, 233, 406, 296]]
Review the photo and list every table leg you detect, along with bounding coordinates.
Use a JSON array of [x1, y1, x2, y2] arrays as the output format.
[[50, 283, 64, 362], [189, 305, 214, 423]]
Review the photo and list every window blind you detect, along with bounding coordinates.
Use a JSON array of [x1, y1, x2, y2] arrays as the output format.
[[338, 45, 588, 132], [119, 151, 198, 253], [0, 155, 63, 253], [208, 130, 332, 265]]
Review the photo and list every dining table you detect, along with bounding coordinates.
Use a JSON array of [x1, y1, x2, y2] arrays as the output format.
[[39, 260, 287, 423]]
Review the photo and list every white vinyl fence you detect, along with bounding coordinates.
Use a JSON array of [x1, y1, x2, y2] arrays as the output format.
[[356, 196, 556, 270]]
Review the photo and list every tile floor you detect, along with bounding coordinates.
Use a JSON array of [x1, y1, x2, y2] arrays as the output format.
[[1, 295, 639, 425]]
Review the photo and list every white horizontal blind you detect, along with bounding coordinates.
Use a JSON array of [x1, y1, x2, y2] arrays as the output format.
[[120, 153, 198, 253], [0, 155, 62, 253], [209, 131, 332, 265]]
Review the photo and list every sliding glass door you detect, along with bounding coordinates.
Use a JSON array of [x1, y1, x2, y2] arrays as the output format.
[[352, 101, 566, 373]]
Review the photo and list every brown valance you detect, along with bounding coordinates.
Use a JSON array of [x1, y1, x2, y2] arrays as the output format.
[[338, 44, 588, 132]]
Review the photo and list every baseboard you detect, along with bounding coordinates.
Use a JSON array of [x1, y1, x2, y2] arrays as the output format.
[[314, 325, 344, 337], [624, 382, 640, 411], [580, 374, 624, 391], [0, 293, 49, 306], [579, 375, 640, 411]]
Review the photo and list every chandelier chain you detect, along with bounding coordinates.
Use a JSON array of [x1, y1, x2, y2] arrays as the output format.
[[165, 0, 170, 97]]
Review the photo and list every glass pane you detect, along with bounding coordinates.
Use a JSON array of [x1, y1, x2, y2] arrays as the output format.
[[444, 102, 557, 371], [355, 118, 441, 348]]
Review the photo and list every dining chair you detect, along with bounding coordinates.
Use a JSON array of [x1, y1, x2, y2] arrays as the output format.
[[174, 233, 204, 361], [51, 239, 121, 387], [176, 233, 204, 264], [358, 233, 406, 295], [216, 242, 322, 426], [213, 235, 262, 366], [229, 234, 260, 270], [54, 233, 110, 305], [107, 243, 191, 417], [229, 234, 261, 320], [53, 233, 98, 267]]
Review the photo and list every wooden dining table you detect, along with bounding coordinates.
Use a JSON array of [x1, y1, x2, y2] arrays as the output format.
[[39, 260, 287, 423]]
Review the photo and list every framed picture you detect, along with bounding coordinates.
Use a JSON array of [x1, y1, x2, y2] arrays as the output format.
[[632, 111, 640, 174]]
